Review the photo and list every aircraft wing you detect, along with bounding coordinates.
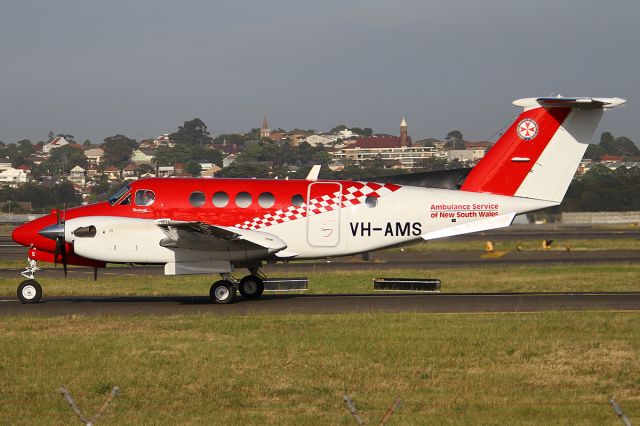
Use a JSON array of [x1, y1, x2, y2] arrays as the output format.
[[154, 219, 287, 253]]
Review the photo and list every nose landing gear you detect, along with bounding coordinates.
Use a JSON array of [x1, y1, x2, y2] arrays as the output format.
[[19, 258, 42, 304]]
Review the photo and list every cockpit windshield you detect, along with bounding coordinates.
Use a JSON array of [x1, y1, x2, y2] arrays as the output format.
[[108, 185, 131, 206]]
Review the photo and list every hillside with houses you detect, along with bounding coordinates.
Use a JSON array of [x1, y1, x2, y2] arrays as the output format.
[[0, 117, 638, 213]]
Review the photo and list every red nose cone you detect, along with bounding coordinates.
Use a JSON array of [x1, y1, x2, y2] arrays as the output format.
[[12, 222, 32, 247]]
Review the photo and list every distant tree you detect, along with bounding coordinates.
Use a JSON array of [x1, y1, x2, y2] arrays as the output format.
[[184, 160, 202, 177], [351, 127, 373, 137], [446, 130, 463, 141], [213, 133, 248, 145], [48, 131, 55, 141], [171, 118, 212, 146], [217, 161, 270, 178], [330, 124, 348, 133], [41, 145, 87, 174], [584, 144, 606, 160], [608, 136, 639, 157], [444, 139, 466, 150], [102, 135, 138, 169]]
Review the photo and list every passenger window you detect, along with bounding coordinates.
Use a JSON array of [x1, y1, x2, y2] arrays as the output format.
[[212, 191, 229, 208], [135, 190, 155, 206], [292, 194, 304, 207], [258, 192, 275, 208], [365, 196, 378, 208], [190, 191, 206, 207], [235, 192, 252, 208]]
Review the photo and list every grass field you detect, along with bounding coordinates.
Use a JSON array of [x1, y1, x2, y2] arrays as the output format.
[[401, 237, 640, 252], [1, 263, 638, 297], [0, 312, 638, 425]]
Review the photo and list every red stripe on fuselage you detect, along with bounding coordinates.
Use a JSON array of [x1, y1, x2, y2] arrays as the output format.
[[461, 107, 571, 196]]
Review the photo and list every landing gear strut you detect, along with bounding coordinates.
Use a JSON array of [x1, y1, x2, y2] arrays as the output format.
[[19, 258, 42, 304]]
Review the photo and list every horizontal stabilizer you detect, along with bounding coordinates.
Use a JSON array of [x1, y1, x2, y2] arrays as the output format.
[[513, 97, 626, 110]]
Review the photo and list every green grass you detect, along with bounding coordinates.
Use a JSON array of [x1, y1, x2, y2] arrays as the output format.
[[0, 312, 638, 424], [1, 263, 638, 297], [397, 237, 640, 252]]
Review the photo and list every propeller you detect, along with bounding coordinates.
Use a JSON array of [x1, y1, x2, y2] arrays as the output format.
[[48, 207, 68, 278]]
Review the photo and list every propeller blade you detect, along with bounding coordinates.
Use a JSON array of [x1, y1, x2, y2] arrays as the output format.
[[54, 236, 61, 266], [93, 267, 98, 281], [55, 236, 68, 278], [60, 238, 67, 278]]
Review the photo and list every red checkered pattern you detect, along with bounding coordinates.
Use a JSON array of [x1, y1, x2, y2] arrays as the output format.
[[234, 182, 399, 230]]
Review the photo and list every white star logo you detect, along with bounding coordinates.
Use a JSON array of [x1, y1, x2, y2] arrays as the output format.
[[517, 119, 538, 140]]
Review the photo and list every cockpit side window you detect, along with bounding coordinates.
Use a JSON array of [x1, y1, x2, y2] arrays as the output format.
[[119, 194, 131, 206], [135, 189, 156, 206], [108, 185, 131, 206]]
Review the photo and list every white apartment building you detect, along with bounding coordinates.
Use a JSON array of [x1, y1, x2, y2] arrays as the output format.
[[332, 145, 437, 169]]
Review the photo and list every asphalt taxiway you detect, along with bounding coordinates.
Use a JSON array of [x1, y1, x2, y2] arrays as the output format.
[[1, 292, 639, 316]]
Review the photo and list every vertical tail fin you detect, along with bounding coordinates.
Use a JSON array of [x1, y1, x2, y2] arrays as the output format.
[[461, 97, 625, 203]]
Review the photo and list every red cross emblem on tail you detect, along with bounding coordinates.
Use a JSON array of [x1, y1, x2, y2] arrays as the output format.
[[517, 118, 538, 140]]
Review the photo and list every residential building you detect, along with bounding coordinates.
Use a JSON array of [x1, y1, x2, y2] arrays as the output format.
[[202, 164, 222, 177], [333, 145, 437, 169], [84, 148, 104, 165], [68, 165, 86, 186], [447, 149, 485, 163], [223, 154, 237, 168], [306, 135, 334, 147], [42, 137, 71, 154], [104, 166, 121, 180], [123, 163, 138, 180], [153, 134, 174, 147], [0, 157, 11, 171], [0, 167, 30, 186], [131, 148, 156, 164]]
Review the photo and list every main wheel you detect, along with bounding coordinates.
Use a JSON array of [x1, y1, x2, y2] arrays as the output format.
[[210, 280, 237, 304], [17, 280, 42, 304], [239, 275, 265, 299]]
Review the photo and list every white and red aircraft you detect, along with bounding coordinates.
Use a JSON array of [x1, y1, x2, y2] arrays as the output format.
[[12, 96, 625, 304]]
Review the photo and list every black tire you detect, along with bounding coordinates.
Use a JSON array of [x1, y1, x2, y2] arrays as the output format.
[[17, 280, 42, 304], [210, 280, 237, 304], [239, 275, 265, 299]]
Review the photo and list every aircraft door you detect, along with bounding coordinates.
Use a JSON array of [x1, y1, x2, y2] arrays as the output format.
[[306, 182, 341, 247]]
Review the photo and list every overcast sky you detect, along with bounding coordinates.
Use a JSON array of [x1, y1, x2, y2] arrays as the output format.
[[0, 0, 637, 144]]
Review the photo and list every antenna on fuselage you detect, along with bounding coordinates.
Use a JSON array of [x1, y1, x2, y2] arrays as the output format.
[[306, 165, 321, 180]]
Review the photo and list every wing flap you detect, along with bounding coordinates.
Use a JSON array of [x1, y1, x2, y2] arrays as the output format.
[[155, 219, 287, 252]]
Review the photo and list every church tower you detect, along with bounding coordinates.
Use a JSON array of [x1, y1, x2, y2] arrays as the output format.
[[400, 116, 409, 146], [260, 115, 270, 140]]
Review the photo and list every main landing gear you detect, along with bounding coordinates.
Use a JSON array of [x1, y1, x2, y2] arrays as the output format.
[[18, 258, 42, 304], [209, 269, 266, 304]]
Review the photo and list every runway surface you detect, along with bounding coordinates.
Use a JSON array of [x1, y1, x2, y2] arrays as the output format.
[[1, 292, 640, 316], [0, 249, 638, 279]]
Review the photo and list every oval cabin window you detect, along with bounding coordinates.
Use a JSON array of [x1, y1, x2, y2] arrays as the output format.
[[212, 191, 229, 208], [235, 192, 252, 208], [258, 192, 275, 208], [190, 191, 206, 207], [291, 194, 304, 207]]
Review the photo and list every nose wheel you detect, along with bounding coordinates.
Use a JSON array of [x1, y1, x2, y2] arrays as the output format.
[[18, 280, 42, 304]]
